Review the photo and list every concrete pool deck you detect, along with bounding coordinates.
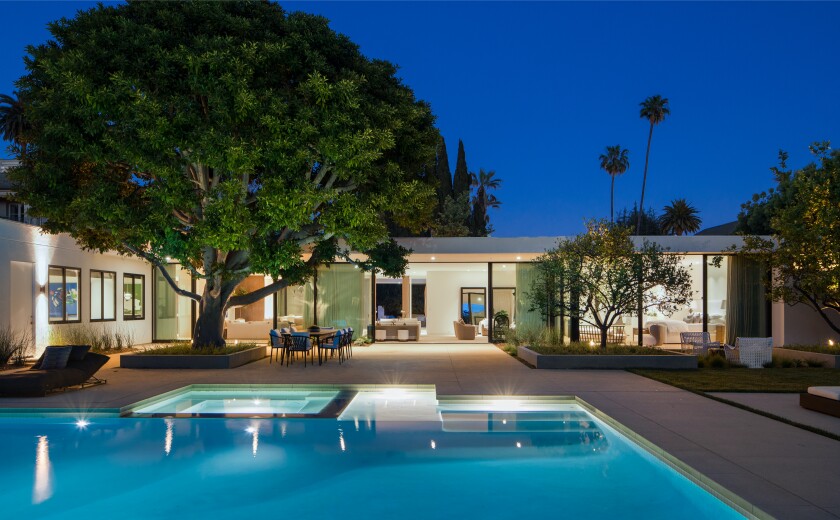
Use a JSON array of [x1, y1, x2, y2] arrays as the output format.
[[2, 343, 840, 519]]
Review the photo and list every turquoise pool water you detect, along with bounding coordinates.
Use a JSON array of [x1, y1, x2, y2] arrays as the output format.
[[128, 388, 341, 416], [0, 394, 748, 519]]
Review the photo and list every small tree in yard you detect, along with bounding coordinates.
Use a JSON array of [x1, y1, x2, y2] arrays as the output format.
[[530, 220, 693, 349], [737, 144, 840, 335], [8, 2, 439, 348]]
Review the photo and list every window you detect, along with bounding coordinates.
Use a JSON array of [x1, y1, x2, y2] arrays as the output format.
[[48, 266, 81, 323], [90, 270, 116, 321], [123, 273, 145, 320], [8, 203, 24, 222]]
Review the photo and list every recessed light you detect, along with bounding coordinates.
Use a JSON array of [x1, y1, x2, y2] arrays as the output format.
[[430, 256, 436, 261], [516, 256, 521, 260]]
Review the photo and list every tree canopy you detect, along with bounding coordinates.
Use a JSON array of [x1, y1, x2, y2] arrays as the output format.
[[738, 143, 840, 335], [9, 1, 439, 346]]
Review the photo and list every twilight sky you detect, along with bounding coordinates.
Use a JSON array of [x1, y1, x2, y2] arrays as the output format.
[[1, 1, 838, 236]]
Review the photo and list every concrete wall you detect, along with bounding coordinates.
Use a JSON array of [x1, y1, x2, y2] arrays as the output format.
[[0, 219, 153, 355], [425, 270, 488, 335], [773, 299, 840, 347]]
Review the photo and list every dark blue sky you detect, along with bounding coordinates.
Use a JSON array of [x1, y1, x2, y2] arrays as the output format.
[[2, 2, 838, 236]]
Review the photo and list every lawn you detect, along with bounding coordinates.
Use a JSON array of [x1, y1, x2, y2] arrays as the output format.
[[631, 368, 840, 393]]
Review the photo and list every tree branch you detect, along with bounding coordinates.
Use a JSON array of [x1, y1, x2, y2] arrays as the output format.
[[228, 278, 289, 307], [122, 242, 200, 301]]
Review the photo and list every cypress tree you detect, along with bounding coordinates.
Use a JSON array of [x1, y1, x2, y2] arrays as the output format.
[[435, 136, 452, 205], [453, 139, 470, 197]]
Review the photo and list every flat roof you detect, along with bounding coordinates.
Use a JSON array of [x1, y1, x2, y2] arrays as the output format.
[[395, 236, 749, 262]]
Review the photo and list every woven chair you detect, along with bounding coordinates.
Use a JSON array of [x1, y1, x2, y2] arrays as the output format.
[[287, 332, 314, 367], [344, 328, 354, 359], [268, 329, 290, 365], [679, 332, 721, 355], [320, 329, 345, 365], [725, 337, 773, 368]]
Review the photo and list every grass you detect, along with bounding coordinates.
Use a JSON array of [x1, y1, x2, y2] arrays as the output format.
[[136, 342, 260, 356], [526, 343, 675, 356], [779, 344, 840, 355], [631, 367, 840, 392]]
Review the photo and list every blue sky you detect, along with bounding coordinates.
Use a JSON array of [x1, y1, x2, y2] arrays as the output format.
[[2, 1, 838, 236]]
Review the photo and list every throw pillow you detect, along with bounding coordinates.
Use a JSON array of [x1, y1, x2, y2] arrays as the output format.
[[39, 346, 73, 370], [69, 345, 91, 361]]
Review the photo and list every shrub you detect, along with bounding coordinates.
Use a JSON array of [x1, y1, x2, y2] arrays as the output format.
[[0, 325, 34, 368]]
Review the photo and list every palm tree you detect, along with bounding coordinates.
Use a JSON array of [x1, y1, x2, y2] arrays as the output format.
[[599, 145, 630, 223], [469, 169, 502, 235], [637, 95, 670, 234], [0, 91, 29, 150], [659, 198, 701, 235]]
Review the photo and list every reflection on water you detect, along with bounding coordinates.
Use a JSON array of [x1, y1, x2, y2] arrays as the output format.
[[32, 435, 52, 504], [164, 418, 174, 456], [246, 421, 260, 457]]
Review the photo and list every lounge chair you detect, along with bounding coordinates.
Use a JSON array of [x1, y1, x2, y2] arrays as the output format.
[[724, 337, 773, 368], [679, 332, 721, 355], [0, 345, 109, 396], [800, 387, 840, 418], [454, 321, 477, 340]]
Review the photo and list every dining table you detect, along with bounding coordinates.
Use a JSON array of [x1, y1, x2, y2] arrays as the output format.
[[307, 329, 339, 365]]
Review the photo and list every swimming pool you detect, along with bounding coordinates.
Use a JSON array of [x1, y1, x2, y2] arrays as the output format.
[[0, 388, 760, 519]]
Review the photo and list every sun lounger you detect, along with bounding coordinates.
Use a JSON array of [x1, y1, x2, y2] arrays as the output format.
[[0, 348, 109, 396], [799, 386, 840, 418]]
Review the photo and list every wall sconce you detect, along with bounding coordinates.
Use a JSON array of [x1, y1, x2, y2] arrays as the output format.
[[39, 285, 46, 294]]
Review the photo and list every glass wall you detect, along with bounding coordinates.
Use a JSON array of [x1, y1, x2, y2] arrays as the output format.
[[706, 256, 728, 343], [317, 264, 372, 334], [284, 280, 314, 328], [725, 256, 768, 343], [513, 263, 544, 332], [491, 263, 516, 341], [638, 255, 703, 345], [154, 265, 192, 340]]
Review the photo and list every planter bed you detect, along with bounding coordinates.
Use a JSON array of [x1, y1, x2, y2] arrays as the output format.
[[120, 346, 266, 369], [774, 348, 839, 368], [518, 346, 696, 370]]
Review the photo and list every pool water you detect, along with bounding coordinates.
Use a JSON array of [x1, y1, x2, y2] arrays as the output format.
[[0, 393, 748, 519], [128, 388, 342, 417]]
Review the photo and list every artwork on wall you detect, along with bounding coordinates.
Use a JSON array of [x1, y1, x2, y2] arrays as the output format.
[[49, 283, 78, 319]]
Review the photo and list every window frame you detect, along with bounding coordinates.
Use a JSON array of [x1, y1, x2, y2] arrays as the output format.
[[123, 273, 146, 321], [48, 265, 82, 324], [90, 270, 117, 322]]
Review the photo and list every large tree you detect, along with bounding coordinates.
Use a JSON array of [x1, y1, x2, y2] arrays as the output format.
[[453, 139, 470, 197], [435, 135, 453, 206], [598, 145, 629, 223], [738, 144, 840, 335], [469, 169, 501, 236], [659, 198, 701, 235], [9, 1, 438, 347], [528, 220, 692, 349], [0, 91, 29, 156], [637, 95, 670, 234]]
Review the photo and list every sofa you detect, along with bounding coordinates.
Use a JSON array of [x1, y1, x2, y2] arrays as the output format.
[[648, 319, 724, 346], [377, 319, 421, 341], [225, 319, 272, 340], [0, 346, 109, 396], [453, 321, 477, 340]]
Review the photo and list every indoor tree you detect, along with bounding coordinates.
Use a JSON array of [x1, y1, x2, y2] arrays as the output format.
[[599, 145, 630, 223], [9, 1, 438, 348], [637, 95, 670, 234], [659, 198, 701, 235], [529, 220, 692, 349]]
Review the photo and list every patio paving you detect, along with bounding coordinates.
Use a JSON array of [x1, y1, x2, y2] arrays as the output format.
[[711, 392, 840, 437], [2, 343, 839, 519]]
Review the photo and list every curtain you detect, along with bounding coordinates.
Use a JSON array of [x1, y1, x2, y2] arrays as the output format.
[[726, 256, 768, 343], [515, 263, 545, 330], [286, 281, 314, 326], [317, 264, 366, 332]]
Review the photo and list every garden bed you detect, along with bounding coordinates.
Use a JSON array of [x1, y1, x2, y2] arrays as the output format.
[[773, 347, 839, 368], [632, 367, 840, 393], [518, 345, 696, 370], [120, 344, 266, 369]]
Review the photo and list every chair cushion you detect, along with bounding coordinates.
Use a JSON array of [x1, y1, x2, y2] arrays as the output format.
[[808, 387, 840, 401], [39, 346, 72, 370], [69, 345, 91, 361]]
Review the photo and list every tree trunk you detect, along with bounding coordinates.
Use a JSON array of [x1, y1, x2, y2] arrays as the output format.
[[600, 327, 608, 350], [192, 290, 227, 348], [610, 174, 615, 223], [637, 123, 654, 234]]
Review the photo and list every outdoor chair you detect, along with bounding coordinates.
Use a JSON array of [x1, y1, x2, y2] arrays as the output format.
[[345, 328, 354, 358], [320, 329, 345, 365], [679, 332, 721, 355], [268, 329, 290, 365], [724, 337, 773, 368], [286, 332, 315, 367]]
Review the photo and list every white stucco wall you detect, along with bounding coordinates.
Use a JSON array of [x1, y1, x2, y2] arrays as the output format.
[[774, 300, 840, 347], [425, 270, 489, 335], [0, 219, 153, 355]]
